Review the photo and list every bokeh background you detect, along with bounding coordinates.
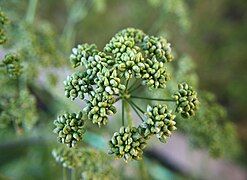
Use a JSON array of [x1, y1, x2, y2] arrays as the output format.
[[0, 0, 246, 179]]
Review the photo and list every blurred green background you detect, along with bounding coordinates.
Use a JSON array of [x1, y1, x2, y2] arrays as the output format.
[[0, 0, 246, 179]]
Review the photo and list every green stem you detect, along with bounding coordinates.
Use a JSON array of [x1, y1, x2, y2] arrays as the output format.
[[26, 0, 38, 24], [128, 79, 138, 91], [129, 100, 145, 114], [127, 100, 144, 122], [139, 160, 150, 180], [122, 99, 125, 126], [72, 169, 76, 180], [125, 78, 130, 92], [62, 0, 90, 49], [129, 83, 142, 93], [125, 101, 133, 126], [131, 96, 175, 102], [14, 77, 23, 135], [63, 167, 67, 180]]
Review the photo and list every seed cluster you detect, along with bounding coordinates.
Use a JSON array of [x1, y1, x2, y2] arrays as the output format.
[[109, 126, 147, 162], [85, 92, 116, 126], [52, 147, 116, 179], [64, 72, 93, 100], [53, 28, 199, 162], [70, 43, 99, 68], [142, 36, 173, 62], [0, 11, 8, 44], [95, 68, 126, 95], [52, 147, 82, 169], [141, 104, 177, 142], [53, 112, 86, 147], [3, 53, 22, 78], [63, 28, 175, 127], [140, 58, 170, 89], [173, 82, 199, 118]]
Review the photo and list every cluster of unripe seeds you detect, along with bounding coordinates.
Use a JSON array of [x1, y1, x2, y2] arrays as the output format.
[[109, 126, 147, 162], [52, 147, 116, 179], [0, 11, 8, 44], [141, 104, 177, 142], [53, 112, 86, 147], [2, 53, 22, 78], [173, 82, 199, 118], [53, 28, 199, 162], [64, 72, 93, 100], [52, 147, 83, 169]]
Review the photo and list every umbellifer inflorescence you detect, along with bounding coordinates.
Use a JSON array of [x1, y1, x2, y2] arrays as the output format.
[[53, 28, 199, 162]]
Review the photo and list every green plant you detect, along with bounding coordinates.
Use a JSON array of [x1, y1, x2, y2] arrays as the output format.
[[52, 146, 117, 179], [0, 10, 8, 44], [0, 1, 243, 179], [53, 28, 199, 163]]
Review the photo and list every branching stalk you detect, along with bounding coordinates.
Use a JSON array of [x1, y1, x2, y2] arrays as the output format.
[[131, 96, 175, 102], [130, 83, 142, 92], [127, 100, 144, 122], [122, 99, 125, 126], [129, 100, 145, 114]]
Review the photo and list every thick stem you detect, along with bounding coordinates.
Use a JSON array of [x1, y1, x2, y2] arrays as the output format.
[[26, 0, 38, 24]]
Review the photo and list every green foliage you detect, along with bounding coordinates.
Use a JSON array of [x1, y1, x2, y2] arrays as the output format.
[[0, 21, 37, 132], [182, 92, 240, 158], [188, 0, 247, 129], [147, 0, 190, 32], [0, 89, 37, 131], [0, 0, 244, 179], [169, 56, 241, 158]]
